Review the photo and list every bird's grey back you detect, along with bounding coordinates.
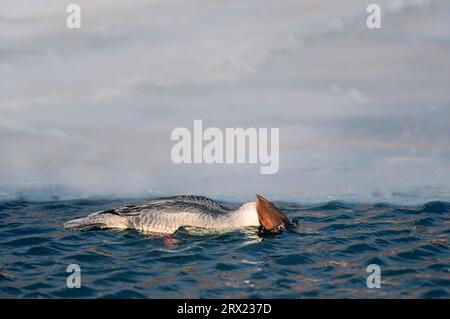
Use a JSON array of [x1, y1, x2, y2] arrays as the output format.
[[106, 195, 231, 217]]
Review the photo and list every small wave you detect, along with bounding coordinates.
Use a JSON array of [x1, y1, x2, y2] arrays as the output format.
[[308, 201, 355, 211], [420, 201, 450, 214]]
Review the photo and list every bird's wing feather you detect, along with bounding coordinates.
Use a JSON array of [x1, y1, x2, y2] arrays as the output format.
[[102, 195, 230, 217]]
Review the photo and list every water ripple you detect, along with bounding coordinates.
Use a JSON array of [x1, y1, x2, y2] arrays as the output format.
[[0, 199, 448, 298]]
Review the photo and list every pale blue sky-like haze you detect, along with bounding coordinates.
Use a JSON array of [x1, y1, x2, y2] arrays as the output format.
[[0, 0, 449, 203]]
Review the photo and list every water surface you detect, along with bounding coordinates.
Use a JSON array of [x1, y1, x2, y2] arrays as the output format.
[[1, 199, 448, 298]]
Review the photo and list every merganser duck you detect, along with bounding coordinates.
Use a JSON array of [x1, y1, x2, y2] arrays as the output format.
[[63, 194, 290, 234]]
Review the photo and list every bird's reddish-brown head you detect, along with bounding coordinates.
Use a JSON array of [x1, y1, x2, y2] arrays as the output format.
[[255, 194, 289, 231]]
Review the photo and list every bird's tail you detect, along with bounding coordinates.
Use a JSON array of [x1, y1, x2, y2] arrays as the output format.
[[63, 211, 128, 231]]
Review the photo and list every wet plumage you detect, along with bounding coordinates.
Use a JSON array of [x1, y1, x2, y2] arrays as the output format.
[[64, 195, 261, 234]]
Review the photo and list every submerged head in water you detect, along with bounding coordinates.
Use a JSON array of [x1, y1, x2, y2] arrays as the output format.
[[255, 194, 290, 232]]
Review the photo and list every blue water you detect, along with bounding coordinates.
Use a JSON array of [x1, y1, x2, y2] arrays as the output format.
[[0, 198, 449, 298]]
